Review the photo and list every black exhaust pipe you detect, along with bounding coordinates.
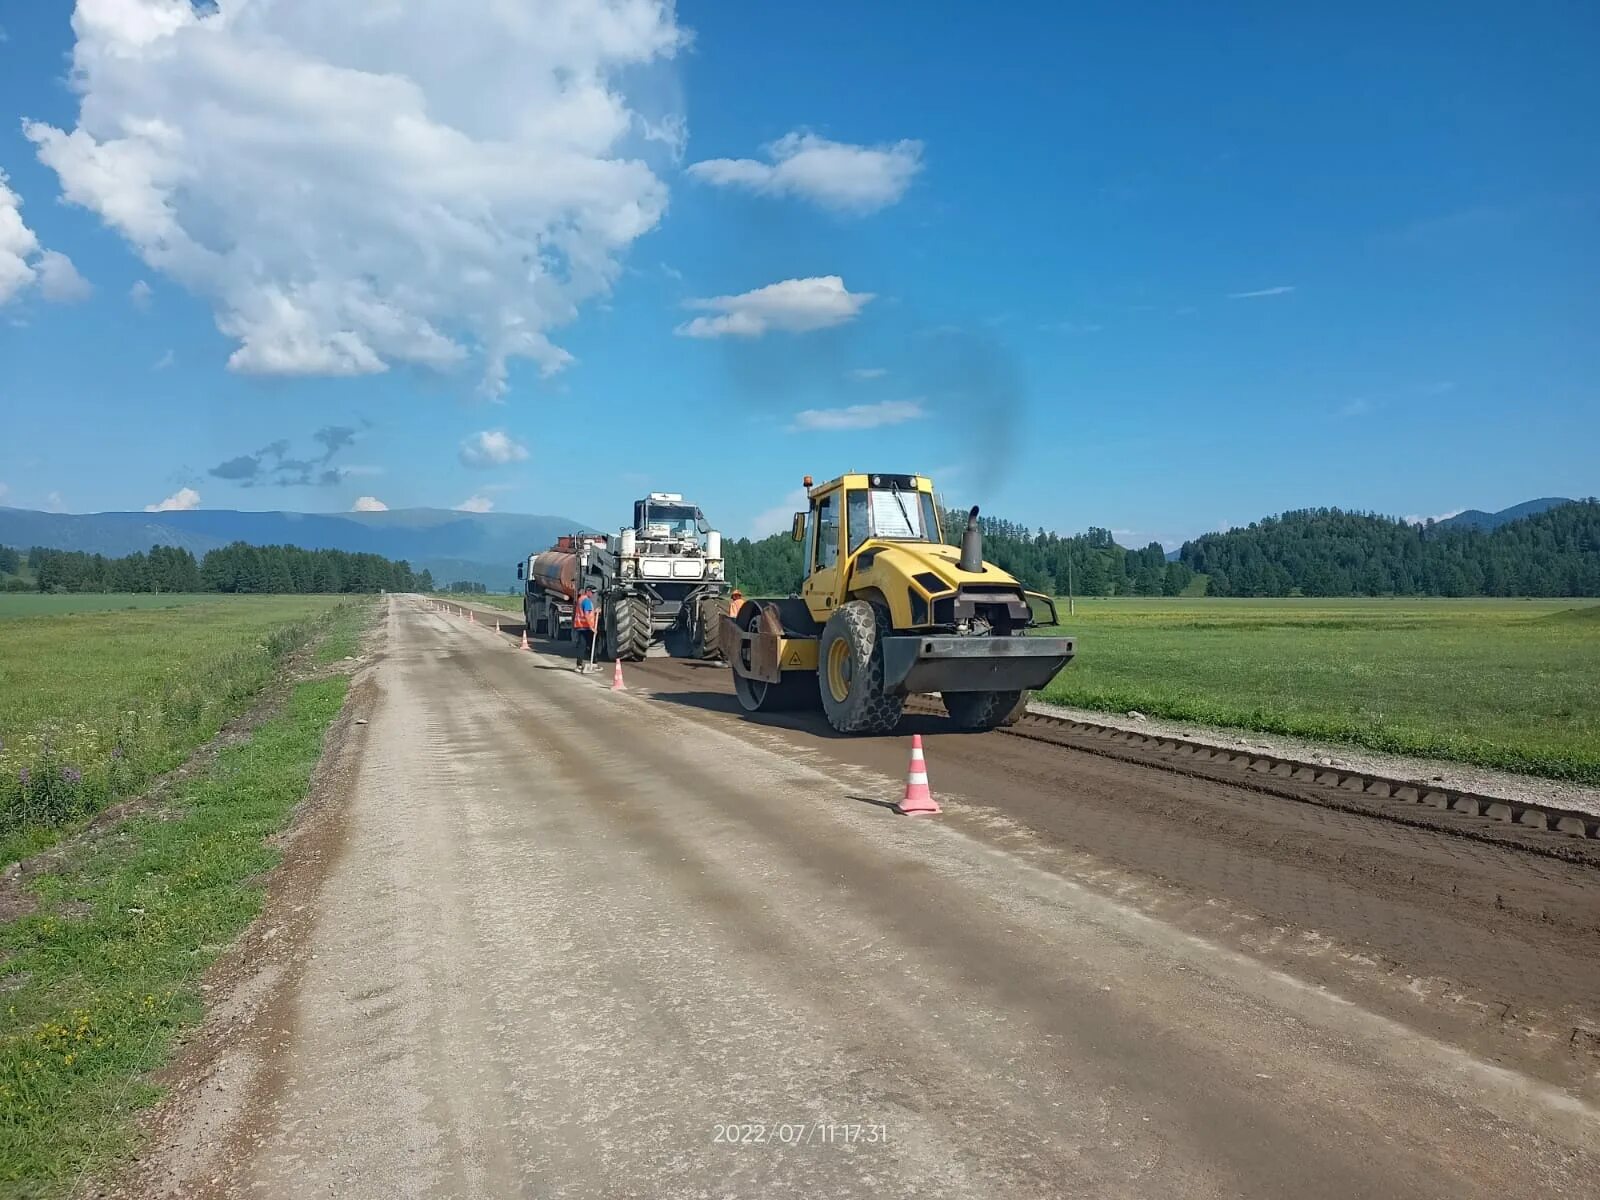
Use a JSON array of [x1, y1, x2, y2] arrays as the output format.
[[959, 505, 984, 573]]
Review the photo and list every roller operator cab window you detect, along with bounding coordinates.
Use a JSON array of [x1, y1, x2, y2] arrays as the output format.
[[815, 492, 840, 569], [846, 488, 940, 549]]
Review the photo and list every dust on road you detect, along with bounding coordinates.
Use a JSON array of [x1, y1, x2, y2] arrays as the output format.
[[127, 597, 1600, 1199]]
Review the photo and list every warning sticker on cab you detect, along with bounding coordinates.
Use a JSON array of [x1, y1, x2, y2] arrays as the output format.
[[785, 649, 804, 666]]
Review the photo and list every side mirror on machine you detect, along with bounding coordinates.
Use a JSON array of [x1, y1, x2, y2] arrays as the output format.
[[791, 512, 807, 543], [1023, 591, 1060, 628], [516, 562, 525, 580]]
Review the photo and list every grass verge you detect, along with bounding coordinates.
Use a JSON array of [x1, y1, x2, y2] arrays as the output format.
[[1036, 598, 1600, 783], [0, 677, 349, 1197], [0, 596, 354, 865]]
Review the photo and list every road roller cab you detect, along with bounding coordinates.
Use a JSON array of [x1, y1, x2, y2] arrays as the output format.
[[725, 473, 1076, 734]]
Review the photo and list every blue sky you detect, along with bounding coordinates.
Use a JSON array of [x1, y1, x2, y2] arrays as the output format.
[[0, 2, 1595, 547]]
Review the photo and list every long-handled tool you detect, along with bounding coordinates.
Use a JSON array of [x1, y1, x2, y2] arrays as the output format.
[[587, 593, 601, 674]]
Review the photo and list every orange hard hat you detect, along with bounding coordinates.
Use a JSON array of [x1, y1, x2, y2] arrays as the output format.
[[731, 588, 743, 596]]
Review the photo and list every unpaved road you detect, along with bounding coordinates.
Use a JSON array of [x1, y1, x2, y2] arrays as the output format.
[[131, 597, 1600, 1198]]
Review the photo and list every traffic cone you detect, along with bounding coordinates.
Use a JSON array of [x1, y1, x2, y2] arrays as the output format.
[[494, 617, 501, 632], [469, 609, 476, 624], [520, 629, 531, 650], [895, 734, 941, 815], [611, 658, 626, 691]]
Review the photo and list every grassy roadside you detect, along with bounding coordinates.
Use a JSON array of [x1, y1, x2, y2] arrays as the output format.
[[1036, 598, 1600, 783], [0, 676, 352, 1197], [0, 596, 351, 866], [435, 592, 521, 613]]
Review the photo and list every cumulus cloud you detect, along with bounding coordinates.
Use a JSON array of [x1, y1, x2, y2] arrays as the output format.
[[129, 279, 152, 311], [35, 250, 92, 303], [1403, 508, 1465, 526], [145, 486, 200, 512], [352, 495, 388, 512], [687, 133, 923, 213], [46, 491, 64, 512], [459, 430, 530, 468], [1, 171, 89, 306], [789, 399, 925, 432], [1228, 285, 1296, 299], [26, 1, 686, 395], [676, 276, 872, 339], [455, 495, 495, 513], [847, 367, 887, 380], [748, 487, 808, 539]]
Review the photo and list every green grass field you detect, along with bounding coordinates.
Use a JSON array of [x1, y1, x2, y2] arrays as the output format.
[[0, 595, 353, 863], [0, 594, 222, 619], [0, 677, 349, 1195], [1036, 597, 1600, 783]]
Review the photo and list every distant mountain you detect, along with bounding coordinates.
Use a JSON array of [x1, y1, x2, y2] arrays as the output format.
[[1434, 498, 1574, 531], [0, 507, 590, 589]]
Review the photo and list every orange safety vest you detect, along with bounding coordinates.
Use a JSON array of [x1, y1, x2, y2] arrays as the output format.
[[573, 592, 598, 631], [729, 595, 744, 617]]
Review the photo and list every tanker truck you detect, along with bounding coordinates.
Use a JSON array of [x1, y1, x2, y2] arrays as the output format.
[[516, 493, 733, 661]]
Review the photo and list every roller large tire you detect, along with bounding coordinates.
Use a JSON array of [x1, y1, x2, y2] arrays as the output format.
[[605, 594, 651, 662], [697, 594, 731, 660], [818, 601, 903, 735], [943, 689, 1025, 732]]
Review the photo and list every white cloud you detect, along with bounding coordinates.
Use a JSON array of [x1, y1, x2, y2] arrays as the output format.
[[45, 491, 64, 512], [352, 495, 388, 512], [847, 367, 887, 380], [1, 171, 89, 306], [454, 495, 495, 513], [153, 348, 174, 370], [0, 482, 9, 503], [1228, 285, 1296, 299], [459, 429, 529, 468], [687, 132, 923, 213], [748, 487, 808, 539], [145, 486, 200, 512], [27, 1, 686, 396], [1336, 398, 1372, 418], [129, 279, 152, 311], [35, 250, 92, 303], [789, 399, 926, 432], [676, 276, 872, 339], [1403, 508, 1464, 526]]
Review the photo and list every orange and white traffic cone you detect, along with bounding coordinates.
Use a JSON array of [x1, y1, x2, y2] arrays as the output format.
[[520, 629, 531, 650], [611, 658, 626, 691], [469, 609, 476, 625], [895, 734, 940, 815]]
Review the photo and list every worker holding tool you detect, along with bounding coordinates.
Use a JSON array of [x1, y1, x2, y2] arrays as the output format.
[[572, 588, 599, 671]]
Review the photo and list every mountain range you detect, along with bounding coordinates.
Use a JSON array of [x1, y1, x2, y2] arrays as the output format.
[[1433, 498, 1574, 532], [0, 507, 589, 588], [0, 497, 1582, 589]]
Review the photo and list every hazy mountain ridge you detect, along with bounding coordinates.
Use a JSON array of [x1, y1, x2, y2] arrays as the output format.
[[0, 507, 589, 588], [1434, 498, 1574, 532]]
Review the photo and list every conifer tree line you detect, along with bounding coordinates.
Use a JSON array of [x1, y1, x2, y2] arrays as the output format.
[[720, 500, 1599, 598], [6, 542, 436, 595]]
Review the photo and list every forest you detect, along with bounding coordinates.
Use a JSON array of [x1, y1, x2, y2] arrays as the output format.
[[11, 542, 434, 595], [722, 500, 1600, 598]]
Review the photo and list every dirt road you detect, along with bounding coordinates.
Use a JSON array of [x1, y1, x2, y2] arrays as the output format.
[[134, 597, 1600, 1198]]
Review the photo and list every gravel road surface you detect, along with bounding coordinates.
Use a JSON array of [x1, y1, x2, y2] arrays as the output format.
[[130, 597, 1600, 1199]]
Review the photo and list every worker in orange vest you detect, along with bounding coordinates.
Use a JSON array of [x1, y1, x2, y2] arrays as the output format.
[[572, 588, 599, 671], [728, 589, 744, 617]]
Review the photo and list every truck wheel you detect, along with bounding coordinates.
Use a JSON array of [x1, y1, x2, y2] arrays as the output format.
[[607, 595, 651, 661], [730, 604, 818, 713], [697, 594, 731, 659], [943, 690, 1025, 732], [818, 601, 903, 735]]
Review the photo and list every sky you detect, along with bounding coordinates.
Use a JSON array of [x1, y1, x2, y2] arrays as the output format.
[[0, 2, 1595, 548]]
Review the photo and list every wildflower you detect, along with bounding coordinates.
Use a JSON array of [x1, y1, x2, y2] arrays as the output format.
[[111, 746, 124, 760], [17, 768, 28, 786], [62, 766, 83, 785]]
